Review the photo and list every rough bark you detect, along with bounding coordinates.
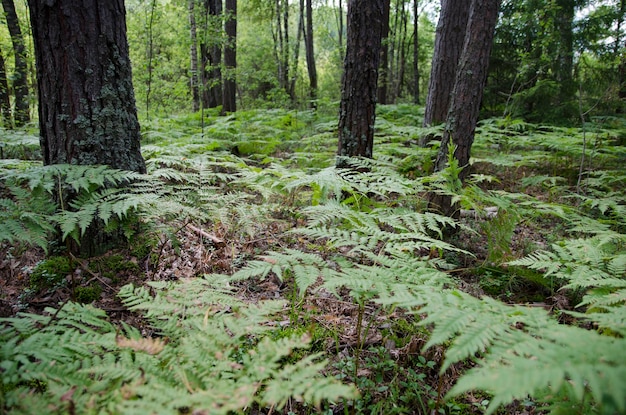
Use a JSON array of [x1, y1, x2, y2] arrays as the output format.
[[2, 0, 30, 126], [0, 48, 10, 125], [429, 0, 500, 217], [221, 0, 236, 114], [28, 0, 146, 172], [337, 0, 384, 165], [304, 0, 318, 108], [554, 0, 575, 107], [422, 0, 470, 133], [28, 0, 146, 255]]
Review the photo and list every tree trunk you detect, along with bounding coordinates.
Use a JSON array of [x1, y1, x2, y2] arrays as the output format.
[[337, 0, 384, 165], [554, 0, 575, 108], [2, 0, 30, 126], [422, 0, 470, 135], [412, 0, 419, 104], [0, 47, 11, 126], [202, 0, 223, 109], [28, 0, 146, 254], [377, 0, 391, 105], [304, 0, 318, 108], [429, 0, 500, 217], [189, 0, 200, 112], [221, 0, 236, 114], [393, 0, 408, 101], [337, 0, 344, 49]]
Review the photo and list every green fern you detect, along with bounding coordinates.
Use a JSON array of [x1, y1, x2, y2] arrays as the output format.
[[0, 276, 357, 414]]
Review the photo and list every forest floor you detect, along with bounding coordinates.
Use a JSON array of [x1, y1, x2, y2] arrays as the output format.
[[1, 106, 625, 414]]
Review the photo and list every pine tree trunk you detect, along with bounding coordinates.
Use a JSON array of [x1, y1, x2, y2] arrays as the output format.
[[221, 0, 237, 114], [202, 0, 223, 109], [189, 0, 200, 112], [337, 0, 384, 165], [412, 0, 420, 104], [377, 0, 391, 105], [429, 0, 500, 217], [304, 0, 318, 108], [28, 0, 146, 255], [422, 0, 470, 135], [0, 48, 11, 126], [2, 0, 30, 126]]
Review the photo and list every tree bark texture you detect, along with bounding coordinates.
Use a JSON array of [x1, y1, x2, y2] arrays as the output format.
[[304, 0, 318, 108], [222, 0, 237, 113], [337, 0, 384, 165], [28, 0, 146, 174], [430, 0, 500, 216], [2, 0, 30, 126], [0, 48, 10, 125], [422, 0, 470, 131]]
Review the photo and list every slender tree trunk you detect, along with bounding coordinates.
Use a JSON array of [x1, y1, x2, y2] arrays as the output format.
[[337, 0, 384, 165], [394, 0, 408, 101], [221, 0, 236, 113], [429, 0, 500, 217], [377, 0, 391, 104], [337, 0, 344, 50], [2, 0, 30, 126], [145, 0, 157, 120], [0, 48, 11, 126], [290, 0, 304, 101], [618, 0, 626, 112], [422, 0, 470, 136], [412, 0, 419, 104], [189, 0, 200, 112], [203, 0, 223, 108], [304, 0, 318, 108], [554, 0, 575, 108]]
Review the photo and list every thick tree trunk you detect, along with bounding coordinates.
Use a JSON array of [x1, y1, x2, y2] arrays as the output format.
[[337, 0, 384, 165], [28, 0, 146, 255], [189, 0, 200, 112], [304, 0, 318, 108], [2, 0, 30, 126], [429, 0, 500, 217], [377, 0, 391, 105], [221, 0, 236, 114], [29, 0, 145, 173], [422, 0, 470, 135], [0, 48, 10, 125]]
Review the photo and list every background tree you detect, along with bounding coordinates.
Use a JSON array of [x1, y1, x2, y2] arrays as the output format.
[[189, 0, 201, 112], [337, 0, 385, 165], [202, 0, 223, 109], [304, 0, 318, 108], [2, 0, 29, 126], [421, 0, 470, 137], [29, 0, 146, 254], [222, 0, 237, 113], [429, 0, 501, 216], [377, 0, 391, 104]]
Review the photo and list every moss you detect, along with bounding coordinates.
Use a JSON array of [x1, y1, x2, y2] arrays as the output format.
[[95, 254, 140, 283], [74, 284, 102, 304], [30, 256, 74, 291]]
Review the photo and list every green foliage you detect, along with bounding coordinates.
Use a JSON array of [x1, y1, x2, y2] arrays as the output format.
[[29, 256, 74, 291], [0, 277, 357, 414]]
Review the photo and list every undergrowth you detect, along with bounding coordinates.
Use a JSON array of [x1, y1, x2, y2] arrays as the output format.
[[1, 107, 625, 414]]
